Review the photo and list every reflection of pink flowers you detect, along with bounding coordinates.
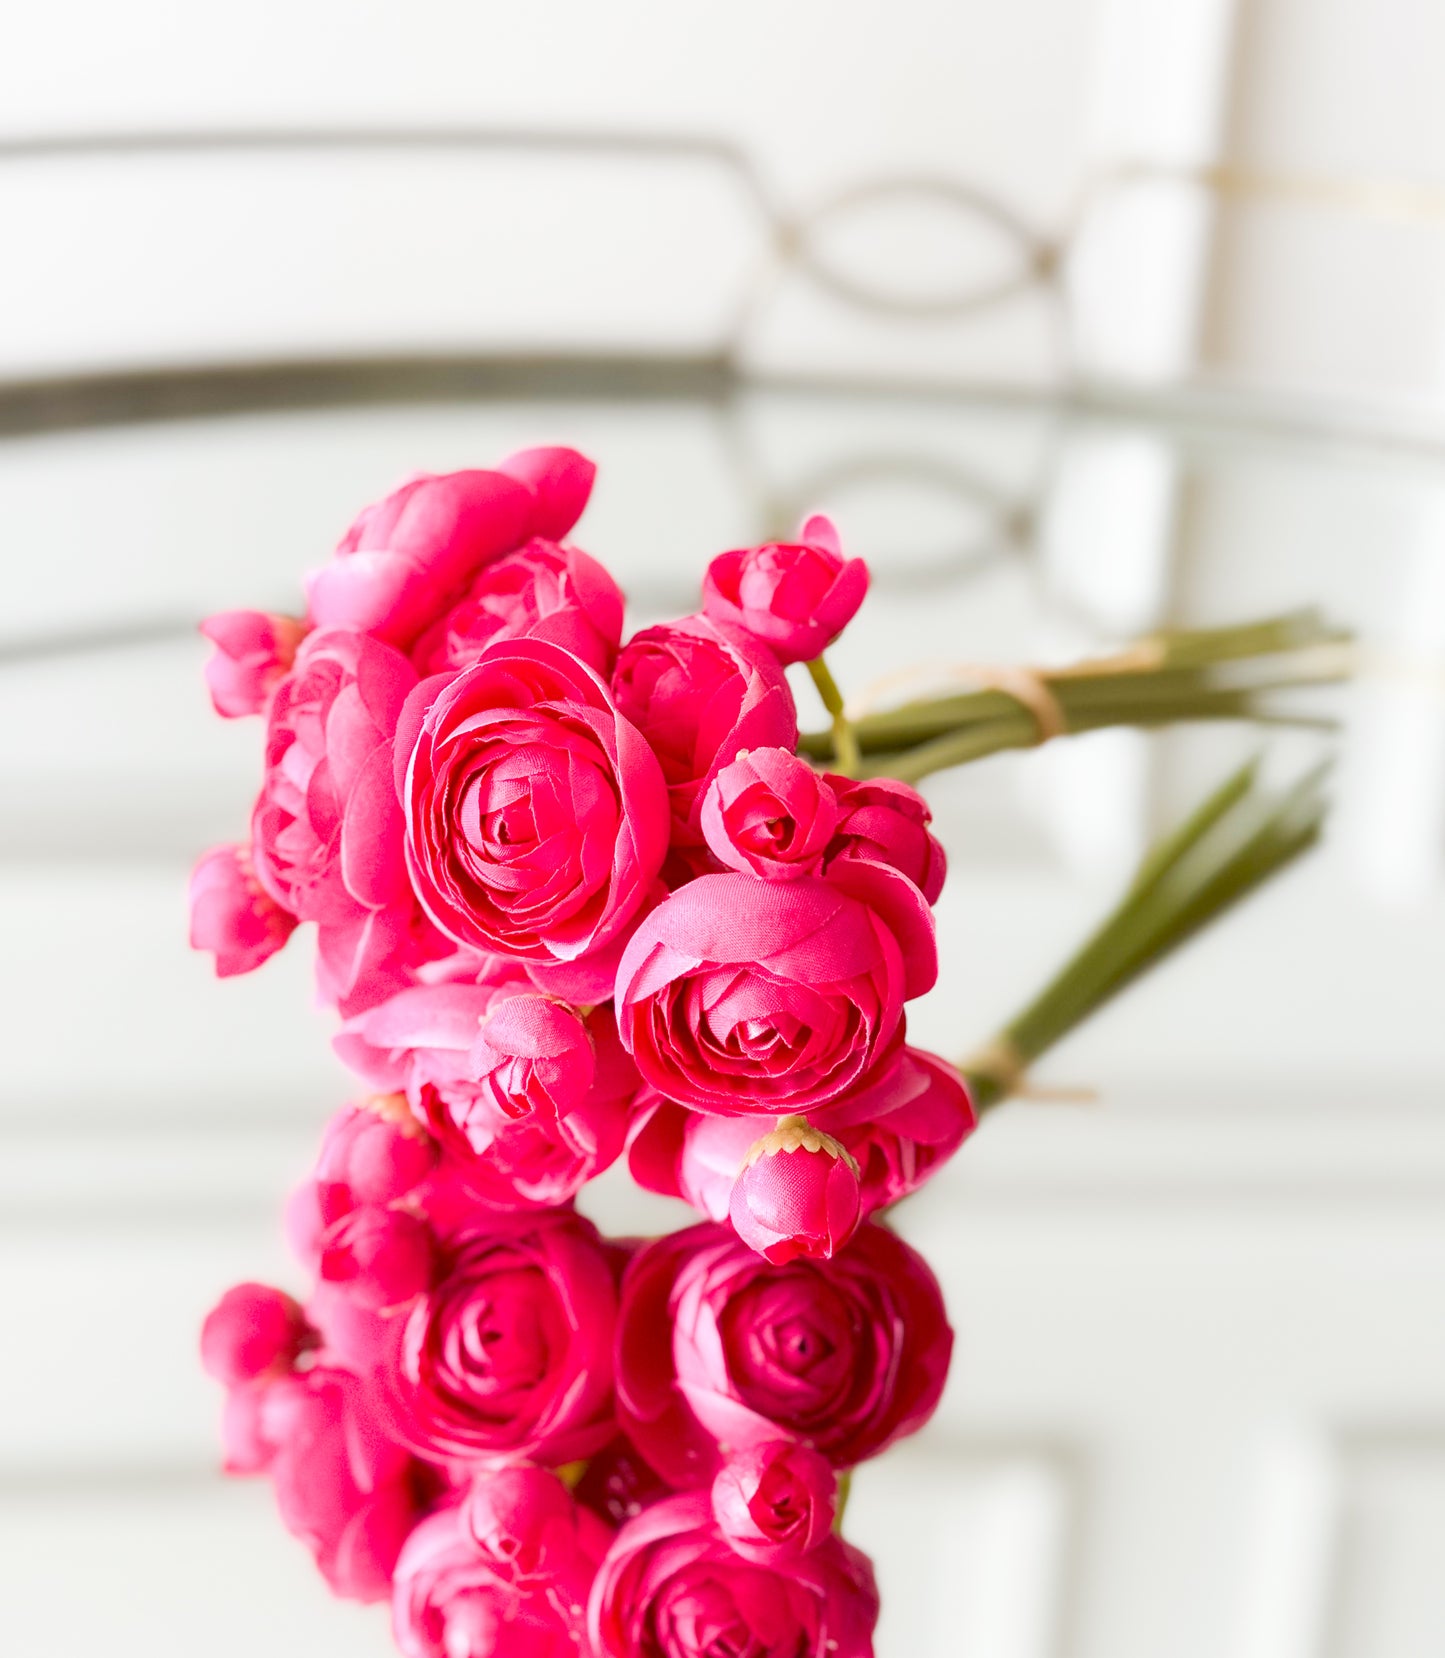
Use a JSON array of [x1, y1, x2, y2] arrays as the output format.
[[589, 1491, 878, 1658], [702, 515, 869, 665], [612, 615, 797, 854], [269, 1367, 429, 1602], [381, 1210, 619, 1468], [199, 610, 306, 717], [402, 639, 669, 986], [412, 539, 624, 678], [615, 1221, 952, 1486], [188, 842, 298, 977], [306, 449, 595, 649], [614, 869, 929, 1116], [392, 1472, 610, 1658], [711, 1440, 838, 1564]]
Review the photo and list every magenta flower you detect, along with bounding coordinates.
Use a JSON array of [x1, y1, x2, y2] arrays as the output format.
[[826, 773, 947, 904], [589, 1491, 878, 1658], [401, 638, 669, 991], [711, 1440, 838, 1565], [392, 1475, 610, 1658], [379, 1210, 620, 1468], [699, 746, 839, 880], [199, 609, 307, 717], [701, 514, 869, 665], [200, 1283, 312, 1386], [611, 614, 797, 856], [615, 1221, 952, 1487], [188, 842, 299, 977], [728, 1116, 863, 1263], [412, 537, 624, 678], [306, 448, 595, 649], [614, 869, 934, 1116]]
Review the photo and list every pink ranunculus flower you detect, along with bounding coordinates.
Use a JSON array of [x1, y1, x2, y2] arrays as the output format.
[[589, 1491, 879, 1658], [401, 638, 669, 990], [319, 1204, 435, 1311], [728, 1115, 862, 1264], [812, 1047, 977, 1213], [189, 842, 299, 977], [613, 868, 934, 1116], [711, 1441, 838, 1565], [379, 1210, 619, 1468], [199, 609, 308, 717], [412, 538, 625, 678], [699, 746, 839, 880], [701, 514, 869, 666], [313, 1097, 441, 1222], [261, 1365, 431, 1603], [306, 448, 595, 650], [392, 1475, 610, 1658], [611, 615, 797, 856], [825, 774, 947, 905], [468, 993, 598, 1123], [200, 1283, 312, 1386], [615, 1221, 952, 1487]]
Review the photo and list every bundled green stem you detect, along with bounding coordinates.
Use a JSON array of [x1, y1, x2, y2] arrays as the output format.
[[960, 757, 1331, 1112], [799, 610, 1351, 783]]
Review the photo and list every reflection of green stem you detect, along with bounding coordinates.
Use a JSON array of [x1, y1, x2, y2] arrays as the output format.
[[806, 655, 861, 777], [961, 758, 1332, 1112], [798, 611, 1352, 783]]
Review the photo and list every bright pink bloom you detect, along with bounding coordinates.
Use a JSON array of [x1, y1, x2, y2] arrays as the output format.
[[701, 515, 869, 666], [589, 1491, 878, 1658], [412, 538, 624, 677], [336, 980, 639, 1209], [615, 1221, 952, 1486], [313, 1098, 440, 1223], [263, 1366, 430, 1602], [392, 1476, 609, 1658], [319, 1205, 435, 1310], [306, 449, 595, 649], [728, 1116, 862, 1263], [379, 1210, 619, 1467], [200, 609, 307, 717], [614, 869, 934, 1116], [826, 774, 947, 905], [700, 747, 838, 880], [711, 1441, 838, 1564], [200, 1283, 311, 1386], [813, 1048, 977, 1211], [188, 842, 298, 977], [401, 638, 669, 987], [219, 1381, 275, 1475], [611, 615, 797, 855]]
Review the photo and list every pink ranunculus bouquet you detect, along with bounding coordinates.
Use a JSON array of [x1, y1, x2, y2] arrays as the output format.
[[194, 448, 976, 1656]]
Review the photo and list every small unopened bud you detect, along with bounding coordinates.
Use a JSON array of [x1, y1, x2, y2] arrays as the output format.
[[712, 1440, 838, 1563], [728, 1115, 862, 1263], [318, 1205, 434, 1309], [200, 1282, 312, 1386]]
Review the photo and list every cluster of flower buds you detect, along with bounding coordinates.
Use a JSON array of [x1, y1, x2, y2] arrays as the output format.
[[195, 450, 976, 1655]]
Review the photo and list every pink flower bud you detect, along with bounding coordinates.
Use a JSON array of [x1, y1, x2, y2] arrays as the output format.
[[200, 1282, 311, 1386], [702, 515, 869, 666], [188, 843, 298, 977], [219, 1380, 277, 1474], [711, 1440, 838, 1563], [315, 1098, 438, 1223], [700, 746, 839, 879], [319, 1205, 434, 1309], [728, 1116, 862, 1263], [466, 993, 596, 1121], [199, 609, 306, 717]]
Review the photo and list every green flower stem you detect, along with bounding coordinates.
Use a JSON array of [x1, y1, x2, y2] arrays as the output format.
[[805, 655, 861, 778], [960, 758, 1331, 1113], [797, 611, 1352, 782]]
